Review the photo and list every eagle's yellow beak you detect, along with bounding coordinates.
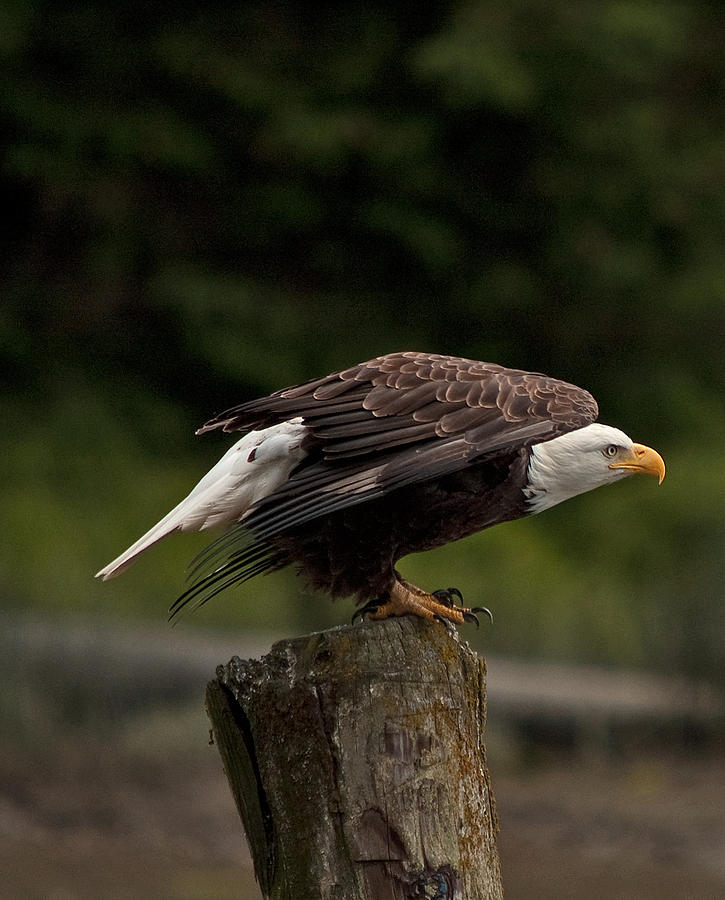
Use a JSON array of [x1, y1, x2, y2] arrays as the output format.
[[609, 443, 666, 484]]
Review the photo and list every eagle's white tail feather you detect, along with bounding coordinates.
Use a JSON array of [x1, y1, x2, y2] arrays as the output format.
[[95, 420, 308, 580]]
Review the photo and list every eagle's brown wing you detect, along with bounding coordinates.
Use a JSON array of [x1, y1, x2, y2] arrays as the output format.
[[193, 351, 597, 538], [200, 351, 595, 445]]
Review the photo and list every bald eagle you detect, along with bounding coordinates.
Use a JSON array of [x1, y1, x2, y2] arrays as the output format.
[[96, 352, 665, 625]]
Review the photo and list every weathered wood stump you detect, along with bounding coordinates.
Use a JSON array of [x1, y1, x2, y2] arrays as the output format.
[[206, 615, 503, 899]]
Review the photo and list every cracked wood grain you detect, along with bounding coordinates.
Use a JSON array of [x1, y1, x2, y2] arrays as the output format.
[[206, 615, 503, 899]]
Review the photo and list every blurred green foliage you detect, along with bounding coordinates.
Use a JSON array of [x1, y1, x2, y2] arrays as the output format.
[[1, 1, 723, 682]]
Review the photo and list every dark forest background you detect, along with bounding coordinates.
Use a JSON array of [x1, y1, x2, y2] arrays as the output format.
[[2, 0, 724, 685]]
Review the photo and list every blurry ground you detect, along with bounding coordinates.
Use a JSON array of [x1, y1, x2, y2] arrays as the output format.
[[2, 612, 724, 900]]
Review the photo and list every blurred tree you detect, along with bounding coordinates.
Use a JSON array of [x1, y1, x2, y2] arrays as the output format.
[[1, 0, 723, 682]]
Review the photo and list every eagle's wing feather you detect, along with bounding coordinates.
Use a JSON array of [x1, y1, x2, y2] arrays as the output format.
[[198, 351, 596, 465]]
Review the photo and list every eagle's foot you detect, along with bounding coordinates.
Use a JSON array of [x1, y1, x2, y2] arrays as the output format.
[[353, 578, 489, 628]]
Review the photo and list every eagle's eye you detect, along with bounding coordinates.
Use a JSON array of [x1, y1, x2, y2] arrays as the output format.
[[603, 444, 619, 458]]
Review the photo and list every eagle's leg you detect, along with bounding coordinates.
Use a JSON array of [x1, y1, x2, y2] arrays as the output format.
[[354, 575, 487, 627]]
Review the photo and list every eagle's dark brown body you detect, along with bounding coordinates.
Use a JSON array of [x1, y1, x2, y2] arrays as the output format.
[[274, 450, 531, 601]]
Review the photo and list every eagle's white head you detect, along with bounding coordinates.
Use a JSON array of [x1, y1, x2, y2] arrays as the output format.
[[524, 423, 665, 514]]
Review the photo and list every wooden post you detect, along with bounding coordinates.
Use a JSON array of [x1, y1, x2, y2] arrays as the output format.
[[206, 615, 503, 899]]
